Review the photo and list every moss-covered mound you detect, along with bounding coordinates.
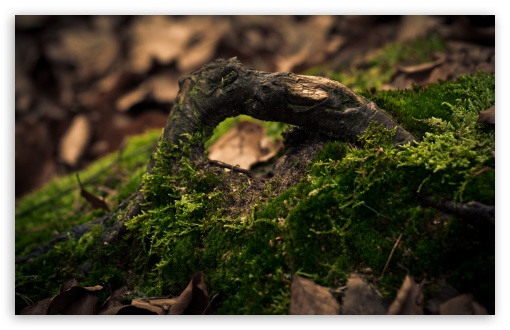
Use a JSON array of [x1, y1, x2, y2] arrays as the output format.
[[15, 70, 495, 314]]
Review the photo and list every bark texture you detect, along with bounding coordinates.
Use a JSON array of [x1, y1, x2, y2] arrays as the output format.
[[161, 57, 415, 155]]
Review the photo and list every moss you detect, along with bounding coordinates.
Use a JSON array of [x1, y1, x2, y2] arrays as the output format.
[[361, 71, 495, 138], [305, 34, 447, 91], [16, 68, 494, 314]]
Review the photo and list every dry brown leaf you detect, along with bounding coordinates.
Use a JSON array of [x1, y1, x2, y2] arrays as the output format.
[[19, 298, 53, 315], [98, 286, 129, 315], [424, 284, 459, 314], [477, 105, 495, 124], [397, 53, 446, 74], [386, 275, 424, 315], [208, 121, 281, 170], [59, 114, 91, 167], [439, 294, 488, 315], [102, 305, 159, 315], [76, 173, 110, 212], [168, 271, 209, 315], [46, 23, 119, 82], [341, 277, 385, 315], [396, 16, 441, 42], [47, 284, 103, 315], [129, 16, 228, 74], [131, 299, 165, 315], [289, 275, 341, 315]]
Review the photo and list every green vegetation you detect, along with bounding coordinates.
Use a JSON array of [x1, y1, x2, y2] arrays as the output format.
[[15, 38, 494, 313], [15, 129, 162, 309], [305, 34, 447, 91]]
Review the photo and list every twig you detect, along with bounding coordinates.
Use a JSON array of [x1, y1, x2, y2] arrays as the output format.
[[207, 159, 265, 181], [421, 196, 494, 224], [380, 233, 403, 279]]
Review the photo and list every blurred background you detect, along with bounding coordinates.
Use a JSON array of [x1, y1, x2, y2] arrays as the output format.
[[15, 15, 495, 198]]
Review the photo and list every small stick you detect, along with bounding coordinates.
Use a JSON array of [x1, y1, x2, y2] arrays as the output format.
[[380, 233, 403, 279], [207, 159, 265, 181]]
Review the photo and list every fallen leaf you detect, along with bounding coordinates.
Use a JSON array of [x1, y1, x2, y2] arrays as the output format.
[[19, 298, 53, 315], [396, 16, 441, 42], [424, 284, 459, 314], [168, 271, 209, 315], [386, 275, 424, 315], [131, 299, 165, 315], [477, 105, 495, 124], [341, 277, 385, 315], [47, 282, 103, 315], [76, 173, 110, 212], [102, 305, 159, 315], [208, 121, 282, 170], [289, 274, 341, 315], [98, 286, 129, 315], [439, 294, 488, 315], [397, 53, 446, 74], [59, 114, 91, 167], [45, 21, 119, 82]]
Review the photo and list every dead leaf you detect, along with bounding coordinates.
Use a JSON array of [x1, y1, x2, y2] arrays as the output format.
[[59, 114, 91, 167], [397, 53, 446, 74], [341, 277, 385, 315], [477, 105, 495, 124], [19, 298, 53, 315], [76, 173, 110, 212], [424, 284, 459, 314], [289, 275, 341, 315], [45, 22, 119, 82], [46, 282, 103, 315], [386, 275, 424, 315], [208, 121, 282, 170], [396, 16, 441, 42], [102, 305, 159, 315], [131, 299, 165, 315], [128, 16, 228, 74], [168, 271, 209, 315], [439, 294, 488, 315], [98, 286, 129, 315]]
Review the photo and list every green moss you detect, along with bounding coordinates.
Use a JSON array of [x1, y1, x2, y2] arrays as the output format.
[[16, 69, 494, 314], [361, 71, 495, 138], [305, 34, 447, 91]]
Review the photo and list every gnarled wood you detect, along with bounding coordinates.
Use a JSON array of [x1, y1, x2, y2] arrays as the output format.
[[161, 57, 415, 156]]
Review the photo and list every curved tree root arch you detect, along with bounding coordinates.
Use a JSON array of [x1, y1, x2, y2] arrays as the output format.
[[161, 57, 415, 158]]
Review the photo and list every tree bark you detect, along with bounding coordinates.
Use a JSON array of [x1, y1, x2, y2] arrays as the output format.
[[158, 57, 415, 162]]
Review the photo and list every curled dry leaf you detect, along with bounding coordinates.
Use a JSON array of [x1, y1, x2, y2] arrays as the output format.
[[477, 105, 495, 124], [341, 277, 385, 315], [20, 279, 103, 315], [439, 294, 488, 315], [76, 174, 110, 212], [19, 298, 53, 315], [208, 121, 282, 170], [289, 275, 341, 315], [168, 271, 209, 315], [386, 275, 424, 315]]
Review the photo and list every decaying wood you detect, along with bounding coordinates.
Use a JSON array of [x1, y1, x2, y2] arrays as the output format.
[[158, 57, 415, 161]]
